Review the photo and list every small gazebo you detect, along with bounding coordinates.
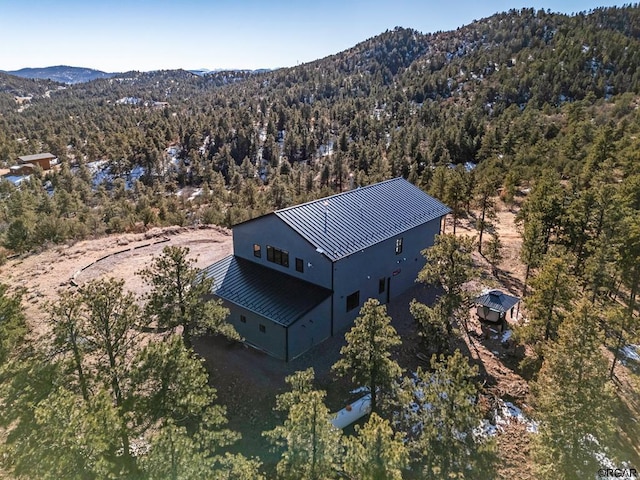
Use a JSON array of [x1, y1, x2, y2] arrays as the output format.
[[474, 289, 520, 329]]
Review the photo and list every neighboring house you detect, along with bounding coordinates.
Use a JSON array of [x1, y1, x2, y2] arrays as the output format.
[[9, 164, 36, 176], [18, 152, 56, 170], [2, 152, 59, 186], [204, 177, 451, 361]]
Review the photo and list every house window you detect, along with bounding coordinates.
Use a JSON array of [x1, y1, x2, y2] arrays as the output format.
[[395, 237, 403, 255], [296, 258, 304, 273], [240, 315, 246, 323], [346, 291, 360, 312], [259, 324, 266, 333], [379, 278, 386, 294], [267, 245, 289, 267], [253, 244, 261, 258]]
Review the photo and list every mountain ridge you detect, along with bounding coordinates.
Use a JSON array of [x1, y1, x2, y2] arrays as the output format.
[[4, 65, 116, 84]]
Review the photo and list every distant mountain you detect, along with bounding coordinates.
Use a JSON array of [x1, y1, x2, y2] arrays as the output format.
[[5, 65, 116, 84], [0, 71, 63, 97]]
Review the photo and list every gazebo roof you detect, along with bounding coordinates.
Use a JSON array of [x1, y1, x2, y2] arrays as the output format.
[[474, 290, 520, 313]]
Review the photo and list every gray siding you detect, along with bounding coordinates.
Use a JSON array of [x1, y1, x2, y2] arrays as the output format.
[[331, 218, 442, 333], [217, 296, 331, 361], [286, 297, 332, 360], [232, 214, 333, 289], [221, 299, 288, 360]]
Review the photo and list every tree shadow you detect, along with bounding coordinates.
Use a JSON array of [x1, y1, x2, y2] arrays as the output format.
[[493, 267, 526, 297]]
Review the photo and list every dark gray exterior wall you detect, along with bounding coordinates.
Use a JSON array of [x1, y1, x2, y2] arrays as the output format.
[[285, 296, 332, 360], [331, 217, 442, 334], [217, 295, 332, 361], [232, 214, 333, 289], [219, 299, 288, 360]]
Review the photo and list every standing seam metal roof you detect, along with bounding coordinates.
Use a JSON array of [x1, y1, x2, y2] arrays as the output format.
[[274, 177, 451, 261], [203, 255, 332, 327], [474, 290, 520, 313]]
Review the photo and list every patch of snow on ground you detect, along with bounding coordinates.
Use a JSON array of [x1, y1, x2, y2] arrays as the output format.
[[501, 329, 512, 343], [621, 345, 640, 363], [475, 399, 538, 438], [350, 386, 369, 395], [188, 188, 203, 201]]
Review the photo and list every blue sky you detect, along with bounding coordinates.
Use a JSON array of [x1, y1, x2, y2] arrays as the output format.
[[0, 0, 627, 72]]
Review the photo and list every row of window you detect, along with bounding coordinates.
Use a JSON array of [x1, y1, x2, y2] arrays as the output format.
[[253, 237, 402, 269], [254, 244, 304, 272]]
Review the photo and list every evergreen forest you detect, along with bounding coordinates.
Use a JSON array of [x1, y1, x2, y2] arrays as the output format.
[[1, 5, 640, 479]]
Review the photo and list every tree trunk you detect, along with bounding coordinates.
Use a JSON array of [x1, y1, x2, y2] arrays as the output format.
[[478, 197, 487, 254]]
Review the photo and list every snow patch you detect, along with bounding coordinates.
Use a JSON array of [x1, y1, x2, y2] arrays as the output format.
[[475, 399, 538, 438], [501, 330, 512, 343], [621, 345, 640, 363]]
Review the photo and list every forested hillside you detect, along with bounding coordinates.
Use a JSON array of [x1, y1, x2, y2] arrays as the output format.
[[1, 5, 640, 479]]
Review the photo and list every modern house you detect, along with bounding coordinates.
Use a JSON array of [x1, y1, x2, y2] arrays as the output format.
[[204, 177, 451, 361]]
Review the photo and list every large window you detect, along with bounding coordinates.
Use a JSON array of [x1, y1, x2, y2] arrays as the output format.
[[395, 237, 403, 255], [253, 244, 261, 258], [296, 258, 304, 273], [267, 245, 289, 267], [346, 291, 360, 312]]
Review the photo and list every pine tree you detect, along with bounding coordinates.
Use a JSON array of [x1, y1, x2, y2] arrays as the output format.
[[396, 350, 496, 478], [4, 386, 121, 480], [264, 370, 342, 480], [49, 290, 90, 401], [531, 301, 614, 479], [473, 177, 498, 254], [484, 233, 504, 277], [410, 298, 449, 355], [79, 278, 142, 469], [0, 283, 27, 366], [517, 250, 575, 354], [444, 167, 468, 234], [138, 246, 238, 348], [342, 412, 408, 480], [516, 173, 565, 252], [332, 298, 403, 413], [417, 234, 476, 334], [519, 215, 546, 297]]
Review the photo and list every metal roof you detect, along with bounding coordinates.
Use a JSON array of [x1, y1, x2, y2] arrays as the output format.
[[18, 153, 56, 163], [274, 178, 451, 261], [203, 255, 332, 327], [474, 290, 520, 313]]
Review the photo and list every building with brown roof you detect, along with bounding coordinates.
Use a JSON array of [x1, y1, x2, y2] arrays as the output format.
[[18, 152, 56, 170]]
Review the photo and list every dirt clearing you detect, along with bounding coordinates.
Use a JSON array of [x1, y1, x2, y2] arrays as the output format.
[[3, 225, 233, 336]]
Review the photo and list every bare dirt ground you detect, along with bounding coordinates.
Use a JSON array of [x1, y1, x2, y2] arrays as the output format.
[[3, 225, 232, 337]]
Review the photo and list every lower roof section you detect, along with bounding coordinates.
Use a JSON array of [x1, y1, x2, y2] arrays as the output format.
[[202, 255, 332, 327]]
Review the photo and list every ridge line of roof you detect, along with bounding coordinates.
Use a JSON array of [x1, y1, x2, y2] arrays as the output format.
[[274, 177, 403, 214]]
